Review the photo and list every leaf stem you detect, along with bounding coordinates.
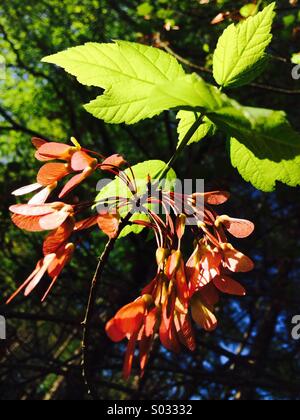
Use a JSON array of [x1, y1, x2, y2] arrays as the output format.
[[159, 114, 204, 181]]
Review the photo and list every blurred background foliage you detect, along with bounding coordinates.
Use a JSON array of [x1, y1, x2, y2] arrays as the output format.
[[0, 0, 300, 400]]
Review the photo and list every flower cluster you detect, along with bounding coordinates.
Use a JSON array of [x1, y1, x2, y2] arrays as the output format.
[[106, 191, 254, 378], [8, 137, 126, 303], [8, 137, 254, 381]]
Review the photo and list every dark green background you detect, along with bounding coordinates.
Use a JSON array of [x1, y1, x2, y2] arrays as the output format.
[[0, 0, 300, 400]]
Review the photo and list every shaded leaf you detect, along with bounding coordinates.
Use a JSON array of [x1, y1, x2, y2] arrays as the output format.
[[176, 110, 215, 147]]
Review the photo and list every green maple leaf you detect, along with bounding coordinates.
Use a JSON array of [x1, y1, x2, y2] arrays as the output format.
[[208, 105, 300, 191], [43, 41, 185, 124], [43, 43, 226, 124], [213, 3, 275, 88]]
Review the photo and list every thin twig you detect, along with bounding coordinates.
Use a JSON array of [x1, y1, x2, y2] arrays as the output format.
[[250, 82, 300, 95], [161, 43, 300, 95], [161, 43, 211, 74], [81, 214, 132, 400]]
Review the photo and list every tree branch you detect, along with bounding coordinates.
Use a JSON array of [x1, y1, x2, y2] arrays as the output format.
[[1, 310, 81, 326], [0, 105, 52, 141], [0, 23, 79, 136]]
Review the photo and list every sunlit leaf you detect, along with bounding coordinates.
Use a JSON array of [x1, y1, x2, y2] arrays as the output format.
[[213, 3, 275, 88]]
